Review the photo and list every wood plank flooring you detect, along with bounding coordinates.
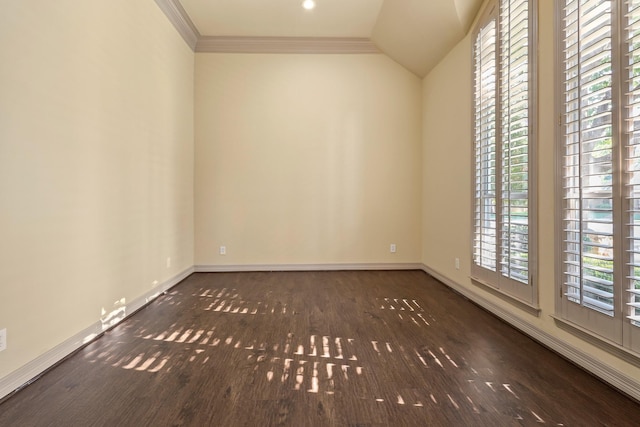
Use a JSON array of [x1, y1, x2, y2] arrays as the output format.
[[0, 270, 639, 426]]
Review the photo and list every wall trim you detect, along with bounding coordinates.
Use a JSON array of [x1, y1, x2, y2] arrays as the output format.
[[421, 263, 640, 403], [196, 36, 380, 54], [195, 263, 422, 272], [154, 0, 200, 50], [550, 315, 640, 368], [0, 266, 195, 402], [470, 275, 541, 316]]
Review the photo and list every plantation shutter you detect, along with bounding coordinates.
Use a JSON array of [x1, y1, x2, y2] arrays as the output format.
[[500, 0, 530, 284], [623, 0, 640, 350], [560, 0, 619, 340], [472, 0, 535, 305], [474, 15, 498, 274]]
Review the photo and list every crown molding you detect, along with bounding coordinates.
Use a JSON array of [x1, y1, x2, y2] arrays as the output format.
[[196, 36, 380, 54], [154, 0, 200, 50], [155, 0, 380, 54]]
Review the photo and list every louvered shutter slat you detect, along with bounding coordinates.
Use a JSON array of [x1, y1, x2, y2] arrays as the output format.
[[561, 0, 615, 315], [500, 0, 530, 284]]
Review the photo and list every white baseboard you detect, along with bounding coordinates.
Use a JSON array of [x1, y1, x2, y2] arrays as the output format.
[[195, 263, 423, 272], [421, 264, 640, 402], [0, 266, 194, 402]]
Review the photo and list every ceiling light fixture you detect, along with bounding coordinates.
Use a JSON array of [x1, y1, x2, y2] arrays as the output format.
[[302, 0, 316, 10]]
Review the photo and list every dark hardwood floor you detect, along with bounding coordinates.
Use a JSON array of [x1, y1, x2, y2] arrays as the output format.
[[1, 270, 639, 426]]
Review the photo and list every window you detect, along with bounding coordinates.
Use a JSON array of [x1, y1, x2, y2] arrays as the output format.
[[558, 0, 640, 353], [472, 0, 538, 307]]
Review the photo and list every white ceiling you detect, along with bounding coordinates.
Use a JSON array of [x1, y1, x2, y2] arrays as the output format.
[[180, 0, 385, 38], [175, 0, 484, 77]]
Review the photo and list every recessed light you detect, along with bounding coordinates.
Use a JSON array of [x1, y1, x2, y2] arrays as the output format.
[[302, 0, 316, 10]]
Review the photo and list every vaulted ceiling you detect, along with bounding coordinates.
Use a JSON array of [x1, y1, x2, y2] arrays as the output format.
[[159, 0, 484, 77]]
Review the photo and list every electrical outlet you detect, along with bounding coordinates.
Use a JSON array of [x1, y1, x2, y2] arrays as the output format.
[[166, 257, 171, 268], [220, 246, 226, 255], [390, 244, 397, 253], [455, 258, 460, 270], [0, 328, 6, 352]]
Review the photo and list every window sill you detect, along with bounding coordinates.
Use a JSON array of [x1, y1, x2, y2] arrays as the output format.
[[470, 276, 541, 317], [551, 315, 640, 368]]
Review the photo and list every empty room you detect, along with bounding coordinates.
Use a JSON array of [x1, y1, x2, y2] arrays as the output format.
[[1, 0, 640, 425]]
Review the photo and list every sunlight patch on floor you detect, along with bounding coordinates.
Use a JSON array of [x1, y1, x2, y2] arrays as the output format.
[[77, 288, 570, 425]]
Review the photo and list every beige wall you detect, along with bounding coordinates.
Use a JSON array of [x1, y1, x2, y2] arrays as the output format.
[[195, 53, 422, 266], [0, 0, 194, 380], [422, 1, 640, 380], [422, 34, 472, 287], [2, 0, 636, 400]]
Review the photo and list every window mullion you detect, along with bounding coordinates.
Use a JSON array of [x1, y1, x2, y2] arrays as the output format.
[[613, 0, 625, 325]]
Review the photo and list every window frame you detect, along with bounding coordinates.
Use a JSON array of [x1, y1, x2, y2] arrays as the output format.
[[555, 0, 640, 356], [471, 0, 539, 310]]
